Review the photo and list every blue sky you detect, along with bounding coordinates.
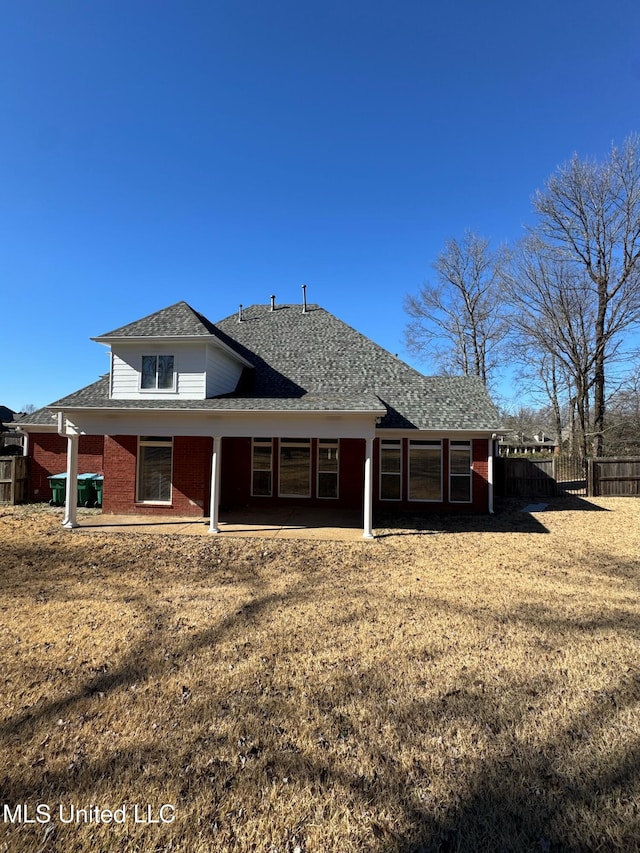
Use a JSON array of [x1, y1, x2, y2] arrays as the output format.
[[1, 0, 639, 413]]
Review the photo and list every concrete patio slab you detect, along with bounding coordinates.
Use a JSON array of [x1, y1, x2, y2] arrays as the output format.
[[76, 507, 367, 541]]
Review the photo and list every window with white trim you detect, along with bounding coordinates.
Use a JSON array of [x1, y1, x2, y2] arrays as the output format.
[[279, 438, 311, 497], [449, 441, 472, 503], [409, 440, 442, 501], [317, 439, 339, 499], [141, 355, 175, 390], [137, 436, 173, 503], [252, 438, 273, 496], [380, 439, 402, 500]]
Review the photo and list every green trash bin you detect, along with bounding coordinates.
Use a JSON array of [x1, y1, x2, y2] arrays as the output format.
[[93, 475, 104, 508], [77, 473, 97, 508], [48, 473, 98, 508], [48, 473, 67, 507]]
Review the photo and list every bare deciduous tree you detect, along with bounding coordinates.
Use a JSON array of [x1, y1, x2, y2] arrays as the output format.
[[503, 238, 596, 459], [404, 231, 507, 386], [531, 134, 640, 455], [605, 365, 640, 454]]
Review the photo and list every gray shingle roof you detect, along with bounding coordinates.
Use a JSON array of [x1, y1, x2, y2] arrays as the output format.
[[94, 301, 221, 339], [49, 301, 502, 432], [215, 304, 501, 430], [51, 376, 385, 414], [12, 406, 58, 427]]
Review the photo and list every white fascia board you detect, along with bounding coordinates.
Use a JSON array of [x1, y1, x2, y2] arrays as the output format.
[[56, 408, 379, 440], [54, 404, 386, 417], [12, 422, 58, 433], [376, 428, 500, 439], [91, 335, 254, 369]]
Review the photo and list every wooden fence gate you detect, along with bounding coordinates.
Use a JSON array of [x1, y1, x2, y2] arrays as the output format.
[[495, 457, 555, 498], [0, 455, 28, 505], [495, 455, 587, 498]]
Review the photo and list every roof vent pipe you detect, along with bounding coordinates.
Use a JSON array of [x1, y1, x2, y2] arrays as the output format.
[[238, 304, 243, 323], [270, 294, 275, 311], [301, 283, 307, 314]]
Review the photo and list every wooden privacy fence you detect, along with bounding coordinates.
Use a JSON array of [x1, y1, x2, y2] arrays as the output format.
[[495, 455, 587, 498], [589, 457, 640, 497], [495, 457, 555, 497], [496, 455, 640, 498], [0, 455, 28, 505]]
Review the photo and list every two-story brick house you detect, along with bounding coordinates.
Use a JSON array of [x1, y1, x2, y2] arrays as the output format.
[[16, 299, 502, 537]]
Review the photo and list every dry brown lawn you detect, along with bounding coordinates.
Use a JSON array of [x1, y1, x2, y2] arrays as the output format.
[[1, 498, 639, 853]]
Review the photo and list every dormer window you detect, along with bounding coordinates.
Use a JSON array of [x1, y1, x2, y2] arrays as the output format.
[[141, 355, 175, 390]]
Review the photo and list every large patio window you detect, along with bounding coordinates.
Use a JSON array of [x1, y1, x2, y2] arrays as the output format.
[[279, 438, 311, 497], [408, 440, 442, 501], [449, 441, 472, 503], [137, 436, 173, 503], [317, 439, 339, 499], [252, 438, 273, 496]]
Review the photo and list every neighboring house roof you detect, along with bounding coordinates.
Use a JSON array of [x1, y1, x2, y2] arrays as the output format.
[[45, 301, 502, 433], [1, 405, 22, 432], [500, 431, 557, 447], [0, 406, 17, 422]]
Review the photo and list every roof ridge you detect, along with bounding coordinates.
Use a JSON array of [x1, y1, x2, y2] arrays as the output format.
[[217, 302, 428, 382], [319, 308, 431, 383], [95, 301, 216, 339]]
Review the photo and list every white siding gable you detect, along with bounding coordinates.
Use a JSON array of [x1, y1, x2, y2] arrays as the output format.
[[111, 344, 205, 400], [109, 341, 244, 400], [206, 344, 244, 397]]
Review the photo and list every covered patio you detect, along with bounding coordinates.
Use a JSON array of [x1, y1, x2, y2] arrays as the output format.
[[74, 505, 367, 541]]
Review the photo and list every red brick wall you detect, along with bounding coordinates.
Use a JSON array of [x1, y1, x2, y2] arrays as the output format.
[[101, 436, 136, 513], [338, 439, 365, 508], [173, 437, 212, 515], [471, 438, 489, 512], [28, 432, 493, 517], [102, 435, 212, 517], [28, 433, 104, 502], [221, 437, 251, 508]]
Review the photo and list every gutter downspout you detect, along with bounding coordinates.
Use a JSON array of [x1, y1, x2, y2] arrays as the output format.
[[16, 427, 29, 457]]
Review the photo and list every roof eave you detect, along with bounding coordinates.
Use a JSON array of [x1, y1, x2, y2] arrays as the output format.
[[91, 335, 210, 343], [47, 404, 387, 416], [91, 334, 254, 369]]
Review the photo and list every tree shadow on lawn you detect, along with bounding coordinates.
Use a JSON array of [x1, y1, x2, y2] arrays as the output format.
[[2, 527, 638, 851], [375, 508, 549, 537], [391, 671, 640, 852], [3, 646, 638, 852], [377, 495, 610, 539], [0, 578, 307, 740], [523, 495, 609, 513]]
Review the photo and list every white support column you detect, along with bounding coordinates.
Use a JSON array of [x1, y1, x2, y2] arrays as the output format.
[[363, 437, 374, 539], [488, 437, 495, 514], [62, 434, 79, 529], [209, 436, 221, 533]]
